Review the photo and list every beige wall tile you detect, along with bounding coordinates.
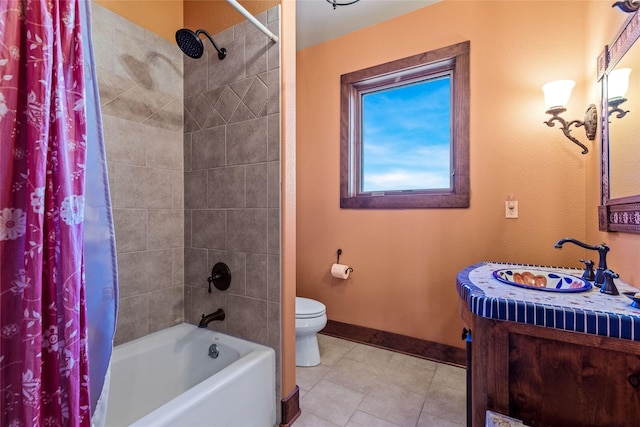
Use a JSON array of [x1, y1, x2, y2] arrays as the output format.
[[103, 115, 147, 166], [112, 163, 174, 209], [207, 166, 246, 208], [184, 247, 208, 287], [191, 210, 226, 249], [148, 286, 184, 333], [172, 247, 184, 286], [226, 294, 268, 345], [227, 117, 268, 165], [246, 252, 268, 299], [226, 209, 268, 253], [145, 127, 184, 170], [117, 249, 173, 298], [115, 295, 149, 345], [113, 208, 148, 253], [148, 209, 183, 249]]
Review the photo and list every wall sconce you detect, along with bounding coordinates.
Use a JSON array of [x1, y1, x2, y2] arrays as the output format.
[[608, 68, 631, 119], [613, 0, 640, 13], [542, 80, 597, 154]]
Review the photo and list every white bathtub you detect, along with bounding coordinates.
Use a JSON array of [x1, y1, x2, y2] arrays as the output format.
[[105, 323, 276, 427]]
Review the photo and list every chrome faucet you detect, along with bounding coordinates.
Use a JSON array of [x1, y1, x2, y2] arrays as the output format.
[[198, 308, 225, 328], [554, 238, 610, 286]]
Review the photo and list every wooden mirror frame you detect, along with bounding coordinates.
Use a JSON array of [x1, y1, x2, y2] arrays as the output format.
[[597, 7, 640, 233]]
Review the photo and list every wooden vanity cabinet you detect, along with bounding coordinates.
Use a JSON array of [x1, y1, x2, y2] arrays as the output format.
[[460, 301, 640, 427]]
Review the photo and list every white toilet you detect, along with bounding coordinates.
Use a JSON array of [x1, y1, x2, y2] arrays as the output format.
[[295, 297, 327, 367]]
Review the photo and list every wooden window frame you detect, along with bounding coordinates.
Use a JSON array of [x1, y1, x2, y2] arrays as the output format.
[[340, 41, 470, 209]]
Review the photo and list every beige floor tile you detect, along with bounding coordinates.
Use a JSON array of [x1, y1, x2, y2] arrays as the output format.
[[294, 336, 468, 427], [318, 336, 355, 366], [344, 342, 396, 368], [318, 333, 357, 350], [295, 411, 342, 427], [427, 379, 466, 402], [358, 383, 425, 427], [347, 410, 401, 427], [322, 357, 386, 394], [301, 380, 365, 426], [431, 363, 466, 391], [389, 352, 439, 372], [379, 359, 435, 395], [297, 364, 331, 392], [416, 412, 465, 427], [422, 382, 466, 425]]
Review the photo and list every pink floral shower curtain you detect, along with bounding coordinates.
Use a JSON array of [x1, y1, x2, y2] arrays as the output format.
[[0, 1, 91, 426]]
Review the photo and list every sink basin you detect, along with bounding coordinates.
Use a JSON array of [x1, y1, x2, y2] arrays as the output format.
[[622, 291, 640, 308], [492, 268, 592, 292]]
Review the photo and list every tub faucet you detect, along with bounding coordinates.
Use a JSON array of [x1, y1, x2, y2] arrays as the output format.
[[198, 308, 225, 328], [554, 238, 610, 286]]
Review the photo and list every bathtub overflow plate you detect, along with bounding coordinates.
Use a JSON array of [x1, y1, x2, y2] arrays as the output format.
[[208, 343, 219, 359]]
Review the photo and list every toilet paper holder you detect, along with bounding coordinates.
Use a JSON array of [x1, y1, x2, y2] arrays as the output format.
[[336, 249, 354, 273]]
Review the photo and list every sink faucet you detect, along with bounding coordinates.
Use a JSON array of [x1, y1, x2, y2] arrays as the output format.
[[198, 308, 225, 328], [554, 238, 610, 286]]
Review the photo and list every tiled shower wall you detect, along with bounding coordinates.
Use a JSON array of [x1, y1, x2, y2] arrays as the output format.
[[182, 6, 281, 394], [91, 1, 282, 408], [91, 3, 185, 345]]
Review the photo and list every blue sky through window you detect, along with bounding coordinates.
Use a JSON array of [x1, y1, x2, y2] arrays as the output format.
[[361, 76, 451, 192]]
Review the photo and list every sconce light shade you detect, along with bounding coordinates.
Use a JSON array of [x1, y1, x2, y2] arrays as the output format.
[[542, 80, 576, 110], [608, 68, 631, 100]]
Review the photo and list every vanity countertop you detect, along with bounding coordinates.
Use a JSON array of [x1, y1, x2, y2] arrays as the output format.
[[457, 262, 640, 341]]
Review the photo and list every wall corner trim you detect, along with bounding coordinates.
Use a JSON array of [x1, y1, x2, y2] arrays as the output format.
[[280, 385, 301, 426]]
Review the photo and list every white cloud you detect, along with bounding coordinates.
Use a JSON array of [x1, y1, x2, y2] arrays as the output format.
[[363, 169, 450, 192]]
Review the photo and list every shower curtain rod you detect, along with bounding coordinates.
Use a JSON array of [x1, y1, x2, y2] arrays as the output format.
[[227, 0, 279, 43]]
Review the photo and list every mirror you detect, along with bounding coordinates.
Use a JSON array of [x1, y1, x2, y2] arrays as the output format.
[[598, 6, 640, 233], [609, 41, 640, 199]]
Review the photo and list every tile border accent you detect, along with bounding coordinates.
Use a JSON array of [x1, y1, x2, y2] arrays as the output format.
[[321, 320, 466, 367], [280, 385, 300, 427]]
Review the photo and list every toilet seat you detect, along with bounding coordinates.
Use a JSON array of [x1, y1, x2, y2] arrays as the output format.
[[296, 297, 326, 319]]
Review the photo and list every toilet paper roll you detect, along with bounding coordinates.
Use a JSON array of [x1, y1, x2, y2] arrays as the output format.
[[331, 263, 351, 280]]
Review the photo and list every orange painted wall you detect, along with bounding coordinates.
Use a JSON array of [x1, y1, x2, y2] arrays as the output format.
[[93, 0, 183, 42], [280, 0, 297, 403], [94, 1, 277, 42], [184, 0, 278, 36], [296, 1, 612, 350]]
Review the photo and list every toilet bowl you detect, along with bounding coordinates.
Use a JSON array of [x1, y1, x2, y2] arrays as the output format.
[[295, 297, 327, 367]]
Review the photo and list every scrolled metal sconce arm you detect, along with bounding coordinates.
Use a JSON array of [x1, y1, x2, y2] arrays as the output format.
[[608, 97, 629, 120], [612, 0, 640, 13], [544, 104, 597, 154]]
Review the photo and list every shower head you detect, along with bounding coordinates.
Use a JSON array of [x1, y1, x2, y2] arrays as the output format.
[[175, 28, 226, 60]]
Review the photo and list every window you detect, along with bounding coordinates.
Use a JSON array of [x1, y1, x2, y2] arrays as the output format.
[[340, 41, 470, 209]]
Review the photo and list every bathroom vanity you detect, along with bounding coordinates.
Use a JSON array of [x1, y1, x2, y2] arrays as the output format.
[[457, 262, 640, 427]]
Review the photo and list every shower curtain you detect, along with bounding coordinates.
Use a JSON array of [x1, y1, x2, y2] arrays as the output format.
[[78, 0, 119, 423], [0, 0, 118, 425]]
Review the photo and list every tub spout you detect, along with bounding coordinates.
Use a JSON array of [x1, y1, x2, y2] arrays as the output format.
[[554, 237, 610, 286], [198, 308, 225, 328]]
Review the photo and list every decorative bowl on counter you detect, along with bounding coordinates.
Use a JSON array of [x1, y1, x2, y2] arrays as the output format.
[[492, 268, 592, 293]]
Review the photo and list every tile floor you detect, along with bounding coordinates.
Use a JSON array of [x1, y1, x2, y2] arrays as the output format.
[[295, 334, 467, 427]]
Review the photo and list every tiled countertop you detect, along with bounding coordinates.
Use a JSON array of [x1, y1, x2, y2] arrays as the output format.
[[457, 262, 640, 341]]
